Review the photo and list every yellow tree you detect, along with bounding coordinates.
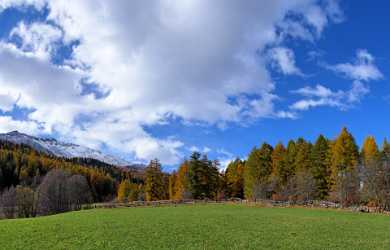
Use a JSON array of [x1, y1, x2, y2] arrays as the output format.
[[117, 180, 140, 202], [117, 180, 131, 202], [331, 128, 359, 205], [173, 161, 191, 200], [168, 172, 177, 200], [330, 127, 359, 185], [271, 142, 287, 185], [225, 159, 245, 198], [361, 136, 379, 166]]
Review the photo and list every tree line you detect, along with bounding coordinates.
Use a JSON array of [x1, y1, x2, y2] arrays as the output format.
[[120, 127, 390, 211]]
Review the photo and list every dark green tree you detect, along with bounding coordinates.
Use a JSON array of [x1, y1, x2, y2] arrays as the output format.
[[188, 152, 219, 199], [285, 140, 297, 179], [311, 135, 331, 199]]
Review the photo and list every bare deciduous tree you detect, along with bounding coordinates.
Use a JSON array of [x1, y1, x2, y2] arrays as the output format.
[[37, 169, 93, 215], [0, 186, 16, 219], [331, 168, 360, 207], [15, 186, 36, 218], [252, 181, 270, 201], [361, 161, 390, 211], [67, 175, 93, 210], [295, 171, 316, 202], [37, 169, 71, 215]]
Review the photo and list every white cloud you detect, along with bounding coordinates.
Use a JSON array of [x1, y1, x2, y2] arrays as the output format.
[[294, 48, 381, 112], [277, 0, 344, 41], [305, 5, 328, 36], [278, 20, 315, 42], [268, 47, 302, 75], [290, 81, 369, 111], [10, 22, 63, 59], [325, 0, 345, 23], [216, 149, 235, 171], [0, 43, 89, 133], [0, 92, 19, 112], [127, 137, 184, 166], [0, 0, 45, 10], [0, 116, 40, 134], [293, 84, 335, 98], [347, 80, 370, 102], [329, 49, 383, 81], [0, 0, 343, 165]]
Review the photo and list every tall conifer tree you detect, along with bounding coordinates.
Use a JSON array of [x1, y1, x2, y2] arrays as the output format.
[[312, 135, 331, 198], [330, 127, 359, 184], [244, 143, 273, 200], [361, 136, 380, 166]]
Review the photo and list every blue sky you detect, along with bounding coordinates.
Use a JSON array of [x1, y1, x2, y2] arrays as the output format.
[[0, 1, 389, 170]]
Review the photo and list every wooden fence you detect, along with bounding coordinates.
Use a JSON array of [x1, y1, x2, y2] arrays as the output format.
[[88, 199, 341, 210]]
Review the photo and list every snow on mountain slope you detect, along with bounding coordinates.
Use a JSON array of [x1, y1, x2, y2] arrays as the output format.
[[0, 131, 130, 167]]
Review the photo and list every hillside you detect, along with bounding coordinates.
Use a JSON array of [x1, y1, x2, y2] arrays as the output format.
[[0, 140, 144, 202]]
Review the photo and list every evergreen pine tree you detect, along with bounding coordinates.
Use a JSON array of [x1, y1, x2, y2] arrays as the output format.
[[312, 135, 331, 199], [188, 152, 220, 199], [285, 140, 297, 179]]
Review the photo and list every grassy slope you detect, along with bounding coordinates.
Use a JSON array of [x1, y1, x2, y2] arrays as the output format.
[[1, 204, 390, 250]]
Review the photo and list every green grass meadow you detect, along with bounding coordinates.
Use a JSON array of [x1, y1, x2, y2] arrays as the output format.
[[1, 204, 390, 249]]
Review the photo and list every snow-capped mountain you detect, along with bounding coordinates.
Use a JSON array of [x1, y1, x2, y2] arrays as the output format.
[[0, 131, 130, 167]]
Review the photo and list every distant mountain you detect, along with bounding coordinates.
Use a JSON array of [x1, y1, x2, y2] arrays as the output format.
[[0, 131, 131, 167]]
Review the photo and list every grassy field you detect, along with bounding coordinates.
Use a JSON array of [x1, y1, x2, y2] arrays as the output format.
[[1, 204, 390, 249]]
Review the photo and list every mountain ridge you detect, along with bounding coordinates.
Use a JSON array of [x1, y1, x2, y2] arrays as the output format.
[[0, 131, 131, 167]]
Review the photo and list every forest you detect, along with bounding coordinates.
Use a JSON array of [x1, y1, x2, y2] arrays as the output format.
[[117, 127, 390, 212], [2, 127, 390, 218]]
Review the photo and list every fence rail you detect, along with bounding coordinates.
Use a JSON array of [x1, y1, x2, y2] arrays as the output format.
[[89, 199, 342, 210]]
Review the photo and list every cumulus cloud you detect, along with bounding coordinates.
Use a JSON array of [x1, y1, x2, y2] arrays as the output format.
[[0, 43, 90, 133], [0, 0, 343, 164]]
